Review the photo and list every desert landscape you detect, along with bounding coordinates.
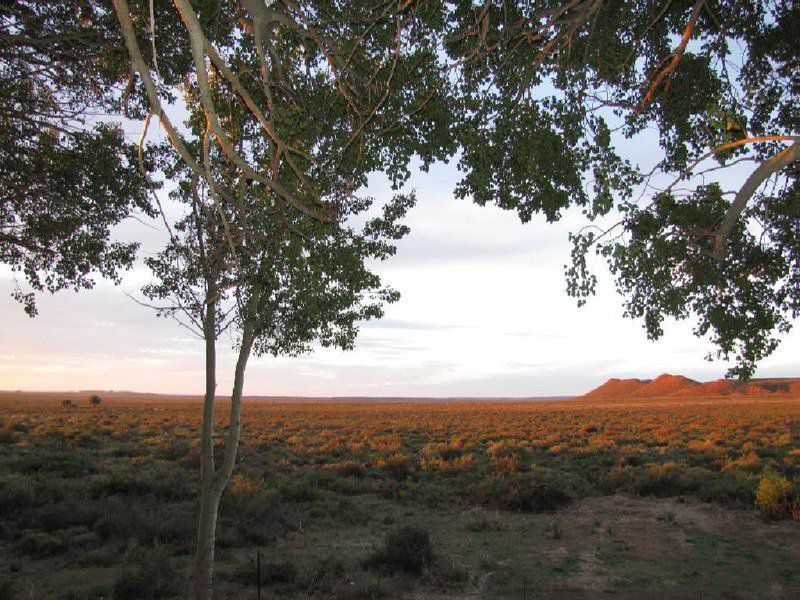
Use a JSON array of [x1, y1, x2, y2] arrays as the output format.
[[3, 2, 798, 599], [1, 377, 798, 599]]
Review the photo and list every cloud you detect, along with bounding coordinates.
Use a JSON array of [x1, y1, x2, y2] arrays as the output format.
[[360, 319, 461, 331]]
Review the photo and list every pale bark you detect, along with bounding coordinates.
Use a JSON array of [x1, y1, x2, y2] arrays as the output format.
[[713, 141, 800, 260], [192, 305, 255, 600], [193, 289, 218, 600]]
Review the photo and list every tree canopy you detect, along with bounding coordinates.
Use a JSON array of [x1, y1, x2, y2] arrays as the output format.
[[113, 1, 455, 594], [444, 0, 798, 378], [2, 0, 797, 368], [0, 1, 158, 315]]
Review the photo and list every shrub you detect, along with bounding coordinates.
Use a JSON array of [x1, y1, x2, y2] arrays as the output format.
[[375, 453, 412, 481], [755, 472, 794, 519], [229, 473, 263, 497], [25, 500, 101, 532], [278, 476, 319, 503], [261, 560, 297, 585], [0, 476, 34, 515], [89, 395, 102, 406], [489, 454, 521, 475], [363, 525, 433, 574], [464, 512, 505, 532], [113, 551, 180, 599], [303, 555, 346, 594], [698, 475, 756, 506], [0, 420, 17, 445], [92, 467, 192, 501], [0, 576, 16, 600], [17, 531, 65, 557], [331, 460, 365, 478], [627, 463, 706, 497], [476, 473, 574, 512], [94, 499, 194, 545], [226, 490, 287, 545]]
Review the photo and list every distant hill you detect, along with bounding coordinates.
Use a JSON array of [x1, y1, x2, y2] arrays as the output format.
[[636, 374, 698, 397], [583, 374, 800, 400], [582, 378, 651, 399]]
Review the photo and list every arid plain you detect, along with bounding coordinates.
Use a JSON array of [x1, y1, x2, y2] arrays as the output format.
[[1, 376, 798, 598]]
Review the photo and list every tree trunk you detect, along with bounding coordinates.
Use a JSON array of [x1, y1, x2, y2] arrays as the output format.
[[193, 293, 219, 600], [193, 481, 221, 600], [193, 314, 255, 600]]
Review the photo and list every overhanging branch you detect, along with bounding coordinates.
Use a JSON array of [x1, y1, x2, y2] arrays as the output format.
[[712, 141, 800, 261]]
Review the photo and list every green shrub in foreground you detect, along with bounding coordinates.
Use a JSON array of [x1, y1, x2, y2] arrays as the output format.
[[113, 551, 180, 599], [363, 525, 433, 575]]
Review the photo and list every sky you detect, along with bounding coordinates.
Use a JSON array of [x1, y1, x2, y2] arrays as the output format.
[[2, 138, 799, 398]]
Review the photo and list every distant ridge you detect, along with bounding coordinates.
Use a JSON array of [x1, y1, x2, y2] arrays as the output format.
[[583, 378, 650, 399], [636, 374, 698, 397], [583, 374, 800, 400]]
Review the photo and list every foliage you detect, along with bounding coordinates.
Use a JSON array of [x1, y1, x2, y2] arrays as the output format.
[[0, 2, 158, 315], [0, 576, 16, 600], [17, 531, 65, 557], [444, 0, 799, 377], [755, 471, 794, 519], [364, 525, 434, 575], [113, 548, 180, 600]]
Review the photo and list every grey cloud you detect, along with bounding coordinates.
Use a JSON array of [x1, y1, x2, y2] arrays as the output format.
[[360, 319, 461, 331]]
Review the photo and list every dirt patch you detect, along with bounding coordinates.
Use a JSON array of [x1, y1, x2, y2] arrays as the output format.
[[430, 495, 799, 599]]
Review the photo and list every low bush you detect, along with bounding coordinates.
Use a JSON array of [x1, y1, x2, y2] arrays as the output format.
[[225, 490, 287, 545], [626, 463, 707, 497], [464, 512, 505, 532], [374, 453, 412, 481], [113, 549, 180, 599], [94, 498, 195, 545], [698, 475, 757, 506], [331, 460, 366, 478], [302, 555, 346, 594], [277, 472, 328, 503], [0, 476, 34, 515], [475, 472, 575, 512], [0, 576, 16, 600], [17, 531, 65, 557], [261, 560, 298, 585], [755, 472, 795, 519], [0, 420, 17, 445], [92, 467, 192, 501], [23, 500, 101, 532], [363, 525, 433, 574]]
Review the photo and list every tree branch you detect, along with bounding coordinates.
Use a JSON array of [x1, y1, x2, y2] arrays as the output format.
[[713, 142, 800, 260], [638, 0, 704, 111]]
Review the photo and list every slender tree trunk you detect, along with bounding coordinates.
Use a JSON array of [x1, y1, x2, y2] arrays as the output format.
[[193, 480, 221, 600], [194, 293, 219, 600], [193, 313, 255, 600]]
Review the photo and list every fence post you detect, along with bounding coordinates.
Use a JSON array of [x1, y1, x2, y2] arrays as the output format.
[[257, 550, 262, 600]]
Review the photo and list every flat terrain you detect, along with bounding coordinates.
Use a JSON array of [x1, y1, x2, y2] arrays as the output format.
[[0, 391, 798, 598]]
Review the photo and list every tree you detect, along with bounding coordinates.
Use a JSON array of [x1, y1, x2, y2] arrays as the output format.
[[110, 0, 452, 596], [145, 159, 414, 597], [444, 0, 798, 378], [0, 1, 159, 315]]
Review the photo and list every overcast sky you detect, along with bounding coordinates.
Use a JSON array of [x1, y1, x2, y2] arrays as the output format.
[[2, 133, 798, 397]]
